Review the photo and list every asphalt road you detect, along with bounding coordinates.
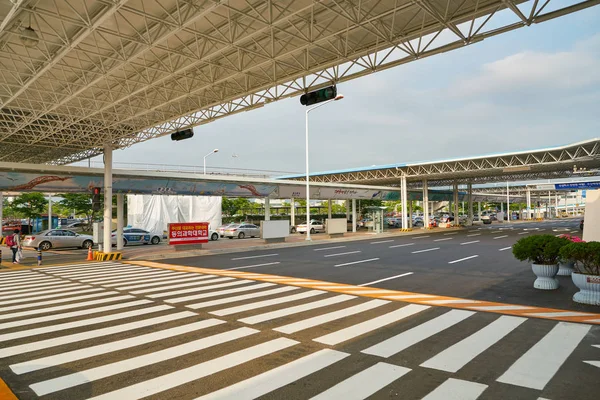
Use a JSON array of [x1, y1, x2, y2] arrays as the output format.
[[166, 218, 592, 312]]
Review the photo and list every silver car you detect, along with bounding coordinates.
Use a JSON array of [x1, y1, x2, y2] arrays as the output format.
[[22, 229, 94, 251], [224, 223, 259, 239]]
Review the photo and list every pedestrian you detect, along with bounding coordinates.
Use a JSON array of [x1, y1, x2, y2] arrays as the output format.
[[6, 229, 21, 264]]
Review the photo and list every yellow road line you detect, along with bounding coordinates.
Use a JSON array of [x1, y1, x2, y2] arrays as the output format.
[[0, 378, 18, 400]]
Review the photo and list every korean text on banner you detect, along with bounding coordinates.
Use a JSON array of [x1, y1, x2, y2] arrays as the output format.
[[168, 222, 209, 245]]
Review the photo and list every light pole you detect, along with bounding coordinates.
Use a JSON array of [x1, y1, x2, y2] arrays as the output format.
[[305, 94, 344, 241], [203, 148, 219, 175]]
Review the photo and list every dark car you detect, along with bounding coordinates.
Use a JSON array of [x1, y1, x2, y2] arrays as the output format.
[[580, 219, 584, 230]]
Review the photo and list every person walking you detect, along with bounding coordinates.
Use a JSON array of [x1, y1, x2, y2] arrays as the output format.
[[6, 229, 21, 264]]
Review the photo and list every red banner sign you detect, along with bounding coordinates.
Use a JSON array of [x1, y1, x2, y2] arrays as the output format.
[[168, 222, 209, 245]]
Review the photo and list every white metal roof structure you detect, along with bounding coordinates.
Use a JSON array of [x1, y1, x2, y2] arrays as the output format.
[[279, 138, 600, 187], [1, 0, 597, 165]]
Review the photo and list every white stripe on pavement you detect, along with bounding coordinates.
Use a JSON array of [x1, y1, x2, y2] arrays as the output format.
[[412, 236, 430, 239], [324, 251, 361, 257], [448, 255, 479, 264], [494, 235, 508, 239], [469, 305, 532, 311], [275, 300, 390, 334], [0, 291, 115, 313], [497, 322, 591, 390], [314, 246, 346, 251], [444, 232, 458, 235], [362, 310, 474, 358], [0, 280, 70, 293], [411, 248, 439, 254], [0, 311, 196, 358], [153, 282, 275, 301], [420, 316, 526, 372], [314, 304, 430, 346], [334, 258, 379, 267], [466, 233, 481, 237], [225, 262, 281, 270], [499, 247, 512, 251], [525, 311, 594, 318], [0, 276, 62, 287], [159, 280, 262, 301], [231, 254, 278, 261], [198, 349, 349, 400], [40, 262, 126, 272], [30, 327, 261, 397], [0, 283, 85, 300], [518, 232, 530, 235], [239, 295, 355, 325], [0, 287, 103, 306], [370, 240, 394, 244], [358, 272, 414, 287], [93, 272, 185, 286], [460, 241, 480, 245], [85, 338, 298, 400], [211, 290, 325, 316], [79, 270, 168, 283], [11, 319, 226, 375], [186, 286, 299, 309], [422, 378, 487, 400], [434, 238, 453, 242], [53, 266, 148, 279], [311, 362, 411, 400], [389, 243, 414, 248], [121, 275, 219, 291]]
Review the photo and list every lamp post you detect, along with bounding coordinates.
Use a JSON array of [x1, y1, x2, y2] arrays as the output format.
[[305, 94, 344, 241], [203, 149, 219, 175]]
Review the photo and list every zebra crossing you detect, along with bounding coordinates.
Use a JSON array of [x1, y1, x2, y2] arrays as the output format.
[[0, 261, 597, 399]]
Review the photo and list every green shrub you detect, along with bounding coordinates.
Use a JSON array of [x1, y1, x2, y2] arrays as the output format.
[[560, 242, 600, 275], [512, 235, 570, 265]]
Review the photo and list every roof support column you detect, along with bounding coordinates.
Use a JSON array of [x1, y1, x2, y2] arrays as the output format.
[[453, 182, 459, 227], [401, 175, 408, 230], [548, 191, 552, 219], [506, 182, 511, 223], [328, 199, 332, 219], [103, 145, 113, 253], [478, 201, 481, 220], [48, 195, 53, 229], [346, 200, 350, 221], [264, 198, 271, 221], [526, 188, 531, 220], [290, 198, 295, 227], [352, 199, 357, 233], [555, 193, 559, 218], [467, 183, 473, 226], [423, 180, 429, 229], [116, 194, 124, 250]]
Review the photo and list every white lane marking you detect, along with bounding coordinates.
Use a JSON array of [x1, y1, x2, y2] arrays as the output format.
[[78, 270, 169, 283], [314, 304, 430, 346], [518, 231, 530, 235], [494, 235, 509, 239], [149, 281, 273, 300], [314, 246, 346, 251], [584, 361, 600, 369], [0, 280, 69, 293], [411, 248, 440, 254], [422, 378, 487, 400], [0, 291, 115, 313], [0, 305, 172, 343], [444, 232, 458, 236], [52, 266, 149, 279], [412, 235, 430, 239], [470, 305, 532, 311], [211, 290, 325, 316], [90, 271, 183, 286], [186, 286, 299, 309], [499, 247, 512, 251], [448, 255, 479, 264], [570, 230, 579, 233], [310, 362, 411, 400], [434, 238, 453, 242], [158, 280, 257, 301], [0, 276, 57, 286], [84, 338, 298, 400], [358, 272, 414, 287], [0, 311, 195, 358], [0, 299, 151, 331], [275, 300, 390, 334], [389, 243, 414, 248], [491, 230, 503, 233], [421, 316, 526, 372], [334, 258, 380, 267], [424, 300, 479, 305], [362, 310, 475, 358], [239, 295, 355, 324], [39, 262, 126, 272], [11, 319, 226, 375], [497, 322, 591, 390], [324, 251, 361, 257], [30, 327, 262, 397], [0, 283, 86, 301], [370, 240, 394, 244], [467, 233, 481, 237], [129, 276, 230, 294], [198, 349, 349, 400], [460, 240, 480, 245], [225, 262, 281, 270], [231, 254, 278, 261], [117, 274, 218, 290]]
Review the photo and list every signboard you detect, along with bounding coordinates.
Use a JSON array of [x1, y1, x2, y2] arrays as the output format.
[[168, 222, 209, 245], [554, 182, 600, 190]]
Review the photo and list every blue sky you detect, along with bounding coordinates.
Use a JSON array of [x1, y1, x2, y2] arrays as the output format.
[[98, 3, 600, 175]]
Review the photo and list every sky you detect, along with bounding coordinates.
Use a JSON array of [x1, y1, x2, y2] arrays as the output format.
[[91, 2, 600, 176]]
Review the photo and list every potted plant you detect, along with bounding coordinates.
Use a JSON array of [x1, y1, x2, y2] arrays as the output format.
[[557, 234, 584, 276], [560, 242, 600, 305], [512, 235, 570, 290]]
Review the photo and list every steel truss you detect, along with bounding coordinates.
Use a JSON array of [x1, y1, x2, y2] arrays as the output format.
[[0, 0, 598, 164]]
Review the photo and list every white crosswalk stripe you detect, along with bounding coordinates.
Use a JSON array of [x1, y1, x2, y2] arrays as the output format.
[[119, 274, 219, 291]]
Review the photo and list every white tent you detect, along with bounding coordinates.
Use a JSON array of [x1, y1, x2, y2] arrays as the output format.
[[127, 195, 222, 234]]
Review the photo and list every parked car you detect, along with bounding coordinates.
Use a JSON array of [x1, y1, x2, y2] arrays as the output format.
[[111, 228, 162, 246], [22, 229, 94, 251], [64, 222, 87, 232], [224, 223, 259, 239], [481, 215, 492, 224], [387, 217, 402, 228], [296, 220, 325, 234], [218, 224, 235, 238], [209, 227, 219, 241]]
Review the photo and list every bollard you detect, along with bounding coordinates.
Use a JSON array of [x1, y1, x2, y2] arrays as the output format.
[[37, 247, 42, 266]]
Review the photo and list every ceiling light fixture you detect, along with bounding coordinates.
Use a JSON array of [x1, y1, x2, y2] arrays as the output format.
[[20, 12, 39, 48]]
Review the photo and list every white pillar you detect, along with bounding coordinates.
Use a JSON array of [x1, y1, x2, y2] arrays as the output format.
[[401, 176, 408, 229], [467, 183, 473, 225], [423, 180, 429, 229], [548, 191, 552, 218], [103, 145, 113, 252], [346, 200, 350, 220], [290, 198, 295, 226], [408, 201, 413, 228], [48, 195, 52, 230], [506, 182, 510, 223], [116, 194, 124, 250], [264, 198, 271, 221], [501, 202, 504, 213], [526, 188, 531, 220], [352, 199, 357, 233], [555, 193, 559, 217], [453, 182, 459, 227], [478, 201, 481, 219], [328, 199, 332, 219]]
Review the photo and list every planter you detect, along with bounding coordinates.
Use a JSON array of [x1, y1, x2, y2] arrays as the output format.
[[531, 264, 559, 290], [572, 272, 600, 305], [557, 260, 575, 276]]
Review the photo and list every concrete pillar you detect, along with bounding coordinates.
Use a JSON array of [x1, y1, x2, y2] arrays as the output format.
[[352, 199, 357, 233], [478, 201, 481, 219], [555, 193, 559, 217], [48, 195, 52, 230], [506, 183, 510, 223], [467, 183, 473, 225], [408, 201, 413, 228], [582, 190, 600, 242], [264, 197, 271, 221], [526, 188, 531, 220], [346, 200, 350, 220], [501, 202, 504, 213], [423, 180, 429, 229], [103, 145, 113, 252], [116, 194, 124, 250], [290, 198, 295, 226], [328, 199, 332, 219], [401, 176, 408, 229], [453, 182, 459, 227]]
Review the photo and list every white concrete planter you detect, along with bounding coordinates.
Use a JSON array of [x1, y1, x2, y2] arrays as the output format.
[[572, 272, 600, 305], [532, 264, 559, 290], [558, 260, 575, 276]]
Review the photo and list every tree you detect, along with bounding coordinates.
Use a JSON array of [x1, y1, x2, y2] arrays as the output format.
[[58, 193, 95, 225], [11, 193, 48, 231]]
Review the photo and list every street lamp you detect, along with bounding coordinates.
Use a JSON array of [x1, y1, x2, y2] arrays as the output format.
[[305, 94, 344, 241], [203, 148, 219, 175]]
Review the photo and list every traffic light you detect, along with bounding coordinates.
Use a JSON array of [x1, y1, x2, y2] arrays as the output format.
[[171, 129, 194, 141], [92, 187, 101, 212], [300, 85, 337, 106]]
